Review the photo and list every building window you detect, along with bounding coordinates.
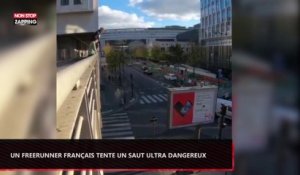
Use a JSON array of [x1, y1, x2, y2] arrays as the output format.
[[215, 13, 218, 25], [227, 7, 232, 20], [217, 24, 220, 34], [221, 0, 225, 9], [222, 9, 226, 22], [61, 0, 69, 6], [226, 21, 231, 31], [221, 23, 225, 33], [216, 0, 219, 9], [74, 0, 82, 5], [225, 0, 230, 7]]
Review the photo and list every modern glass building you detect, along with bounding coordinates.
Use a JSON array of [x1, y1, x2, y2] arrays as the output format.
[[199, 0, 232, 71]]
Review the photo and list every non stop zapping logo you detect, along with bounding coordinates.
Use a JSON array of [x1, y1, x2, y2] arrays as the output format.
[[13, 13, 37, 26]]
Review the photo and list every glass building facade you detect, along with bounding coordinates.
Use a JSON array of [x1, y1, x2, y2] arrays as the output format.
[[199, 0, 232, 71]]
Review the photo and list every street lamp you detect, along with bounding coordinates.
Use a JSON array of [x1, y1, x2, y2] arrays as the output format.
[[118, 40, 126, 86], [122, 40, 125, 73], [218, 104, 227, 140], [150, 116, 158, 137], [130, 74, 134, 98]]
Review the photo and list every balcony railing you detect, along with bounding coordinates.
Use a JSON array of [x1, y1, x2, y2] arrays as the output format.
[[56, 47, 103, 175], [0, 33, 102, 174], [56, 52, 102, 140]]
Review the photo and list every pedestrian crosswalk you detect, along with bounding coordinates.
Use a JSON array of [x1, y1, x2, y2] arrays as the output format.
[[139, 94, 168, 105], [101, 112, 135, 139]]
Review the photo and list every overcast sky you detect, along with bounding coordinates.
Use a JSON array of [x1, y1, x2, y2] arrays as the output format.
[[98, 0, 200, 29]]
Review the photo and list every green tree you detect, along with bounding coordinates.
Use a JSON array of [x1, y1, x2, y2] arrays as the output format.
[[133, 46, 148, 59], [169, 44, 184, 64], [161, 52, 170, 62], [106, 48, 121, 72], [106, 47, 128, 86], [187, 44, 201, 77], [103, 43, 113, 56], [150, 45, 162, 61]]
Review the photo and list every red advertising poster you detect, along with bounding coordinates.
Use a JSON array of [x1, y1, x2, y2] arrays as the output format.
[[172, 92, 195, 126]]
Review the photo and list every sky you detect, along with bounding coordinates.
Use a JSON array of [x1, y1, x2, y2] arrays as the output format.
[[98, 0, 200, 29]]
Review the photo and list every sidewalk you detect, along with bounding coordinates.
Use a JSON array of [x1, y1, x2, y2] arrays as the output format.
[[100, 68, 137, 115]]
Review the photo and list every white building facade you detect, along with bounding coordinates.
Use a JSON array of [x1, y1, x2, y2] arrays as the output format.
[[199, 0, 232, 70], [152, 41, 192, 53], [100, 28, 187, 49], [57, 0, 99, 34], [57, 0, 99, 60]]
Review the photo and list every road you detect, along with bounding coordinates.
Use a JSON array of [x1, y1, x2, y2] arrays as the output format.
[[125, 65, 171, 139], [101, 65, 231, 140], [101, 64, 232, 175]]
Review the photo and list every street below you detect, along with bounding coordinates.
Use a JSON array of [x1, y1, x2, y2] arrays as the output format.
[[100, 61, 231, 140]]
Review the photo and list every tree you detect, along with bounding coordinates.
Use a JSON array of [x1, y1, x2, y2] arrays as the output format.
[[161, 52, 170, 62], [107, 48, 127, 72], [169, 44, 184, 64], [103, 43, 113, 57], [106, 48, 121, 72], [150, 45, 162, 61], [106, 47, 128, 86], [187, 44, 201, 77], [134, 46, 148, 59]]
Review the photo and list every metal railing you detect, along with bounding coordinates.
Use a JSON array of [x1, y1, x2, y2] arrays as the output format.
[[57, 49, 90, 60], [57, 42, 103, 175], [56, 52, 102, 140], [0, 33, 102, 174]]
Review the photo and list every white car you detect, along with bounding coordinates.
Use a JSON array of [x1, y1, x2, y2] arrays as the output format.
[[164, 73, 177, 81]]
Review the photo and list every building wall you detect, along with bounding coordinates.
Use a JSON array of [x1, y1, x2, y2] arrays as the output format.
[[199, 0, 232, 70], [57, 0, 98, 35], [152, 41, 192, 53], [101, 28, 187, 49], [56, 0, 99, 60]]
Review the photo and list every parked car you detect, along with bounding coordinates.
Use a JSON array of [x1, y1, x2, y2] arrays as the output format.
[[164, 73, 177, 81], [143, 68, 153, 75]]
